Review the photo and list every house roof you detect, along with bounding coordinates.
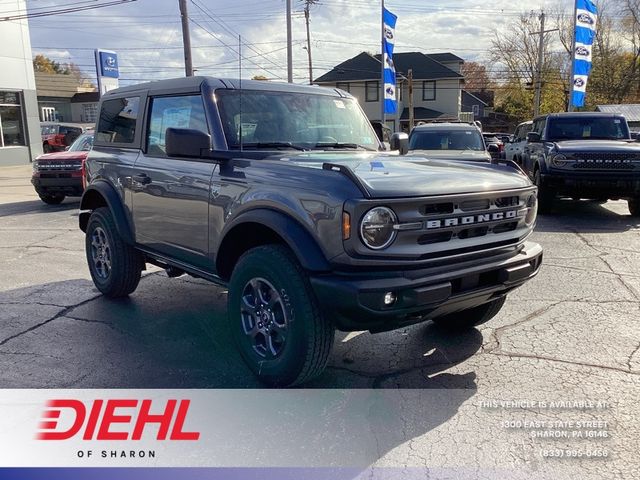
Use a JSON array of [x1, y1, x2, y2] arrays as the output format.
[[426, 53, 464, 64], [462, 90, 488, 106], [314, 51, 463, 83], [71, 92, 100, 103], [596, 104, 640, 122], [35, 72, 95, 99], [399, 107, 449, 120]]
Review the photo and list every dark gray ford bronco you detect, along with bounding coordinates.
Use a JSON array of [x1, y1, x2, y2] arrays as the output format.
[[522, 112, 640, 214], [80, 77, 542, 386]]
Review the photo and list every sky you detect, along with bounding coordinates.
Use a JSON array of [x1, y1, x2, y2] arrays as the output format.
[[16, 0, 562, 86]]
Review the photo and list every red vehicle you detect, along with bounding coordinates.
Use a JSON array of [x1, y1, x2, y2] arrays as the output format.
[[31, 132, 93, 204], [40, 122, 90, 153]]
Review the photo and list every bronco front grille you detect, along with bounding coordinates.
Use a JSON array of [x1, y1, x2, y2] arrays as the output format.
[[572, 159, 636, 170]]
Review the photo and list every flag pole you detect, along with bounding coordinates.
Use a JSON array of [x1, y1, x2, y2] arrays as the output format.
[[381, 0, 386, 128], [568, 0, 578, 112]]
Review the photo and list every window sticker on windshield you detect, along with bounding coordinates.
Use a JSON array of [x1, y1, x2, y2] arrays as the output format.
[[583, 126, 591, 137], [333, 100, 345, 109], [614, 119, 621, 123], [465, 131, 472, 134]]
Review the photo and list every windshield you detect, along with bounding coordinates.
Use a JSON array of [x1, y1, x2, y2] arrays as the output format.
[[547, 117, 630, 141], [68, 133, 94, 152], [216, 89, 379, 151], [409, 129, 485, 151]]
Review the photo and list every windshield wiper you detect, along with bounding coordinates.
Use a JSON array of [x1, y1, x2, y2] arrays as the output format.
[[313, 142, 375, 151], [241, 142, 308, 151]]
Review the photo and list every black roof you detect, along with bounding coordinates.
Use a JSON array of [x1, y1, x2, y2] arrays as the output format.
[[102, 76, 347, 98], [399, 107, 446, 120], [426, 53, 464, 64], [71, 92, 100, 103], [314, 52, 463, 83], [534, 112, 628, 121]]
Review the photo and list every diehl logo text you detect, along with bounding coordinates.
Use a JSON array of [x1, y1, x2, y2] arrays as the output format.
[[37, 399, 200, 440], [426, 210, 519, 229]]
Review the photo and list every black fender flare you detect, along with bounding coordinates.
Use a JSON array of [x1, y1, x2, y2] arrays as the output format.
[[217, 208, 331, 273], [79, 181, 135, 245]]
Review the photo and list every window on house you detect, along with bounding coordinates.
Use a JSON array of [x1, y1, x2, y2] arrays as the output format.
[[0, 91, 25, 148], [422, 81, 436, 101], [365, 81, 379, 102], [83, 103, 98, 123], [336, 82, 350, 92], [472, 104, 479, 116]]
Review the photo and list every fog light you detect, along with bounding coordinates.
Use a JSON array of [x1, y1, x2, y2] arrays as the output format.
[[384, 292, 397, 306]]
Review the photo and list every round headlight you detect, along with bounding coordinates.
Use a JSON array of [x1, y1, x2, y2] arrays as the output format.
[[360, 206, 397, 250], [525, 193, 538, 225], [552, 153, 568, 167]]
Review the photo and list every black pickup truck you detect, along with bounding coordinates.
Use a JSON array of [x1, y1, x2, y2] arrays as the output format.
[[79, 77, 542, 386], [522, 112, 640, 214]]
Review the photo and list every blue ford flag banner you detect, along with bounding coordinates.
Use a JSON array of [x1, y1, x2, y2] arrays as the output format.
[[382, 7, 397, 115], [571, 0, 597, 108]]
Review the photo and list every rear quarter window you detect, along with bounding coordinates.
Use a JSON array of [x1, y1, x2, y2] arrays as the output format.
[[96, 96, 140, 145]]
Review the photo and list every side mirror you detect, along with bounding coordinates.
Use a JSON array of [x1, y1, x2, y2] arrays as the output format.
[[390, 132, 409, 155], [487, 144, 499, 153], [166, 128, 211, 158], [527, 132, 541, 143]]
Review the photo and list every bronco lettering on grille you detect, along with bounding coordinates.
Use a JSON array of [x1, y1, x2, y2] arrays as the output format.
[[425, 210, 519, 230]]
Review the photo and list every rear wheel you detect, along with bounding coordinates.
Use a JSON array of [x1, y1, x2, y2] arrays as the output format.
[[534, 168, 554, 214], [432, 296, 506, 331], [42, 143, 53, 153], [628, 198, 640, 217], [85, 207, 143, 297], [228, 245, 334, 386], [38, 193, 65, 205]]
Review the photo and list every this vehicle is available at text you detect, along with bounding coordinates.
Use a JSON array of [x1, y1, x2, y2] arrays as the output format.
[[522, 112, 640, 214], [79, 77, 542, 386]]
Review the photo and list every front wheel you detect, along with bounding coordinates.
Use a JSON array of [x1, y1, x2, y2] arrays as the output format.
[[38, 193, 65, 205], [534, 169, 554, 214], [85, 207, 143, 297], [228, 245, 334, 386], [629, 198, 640, 217], [431, 296, 506, 331]]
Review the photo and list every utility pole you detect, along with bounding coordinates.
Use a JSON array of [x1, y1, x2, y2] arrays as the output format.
[[408, 69, 414, 130], [303, 0, 317, 85], [179, 0, 193, 76], [286, 0, 293, 82], [530, 11, 558, 117]]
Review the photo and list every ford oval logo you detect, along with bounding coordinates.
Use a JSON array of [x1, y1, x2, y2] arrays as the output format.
[[577, 13, 594, 25], [575, 46, 589, 56], [384, 27, 394, 40], [574, 78, 585, 87], [386, 86, 395, 96]]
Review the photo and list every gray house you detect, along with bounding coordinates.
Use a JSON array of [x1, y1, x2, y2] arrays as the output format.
[[314, 51, 464, 132], [462, 90, 489, 119], [596, 104, 640, 131]]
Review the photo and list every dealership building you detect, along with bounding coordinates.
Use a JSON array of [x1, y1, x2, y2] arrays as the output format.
[[0, 0, 42, 166]]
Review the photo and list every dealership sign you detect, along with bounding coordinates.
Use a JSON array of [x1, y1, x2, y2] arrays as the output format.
[[95, 49, 119, 96]]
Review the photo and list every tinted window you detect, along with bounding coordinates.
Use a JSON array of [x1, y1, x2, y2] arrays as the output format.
[[547, 116, 630, 141], [96, 96, 139, 144], [409, 129, 484, 151], [146, 95, 208, 156], [69, 133, 94, 152]]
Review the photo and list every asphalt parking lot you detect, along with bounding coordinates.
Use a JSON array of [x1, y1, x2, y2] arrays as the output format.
[[1, 164, 639, 478]]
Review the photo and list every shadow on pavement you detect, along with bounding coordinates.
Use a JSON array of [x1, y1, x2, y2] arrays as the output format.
[[534, 199, 640, 233], [0, 198, 80, 218], [0, 275, 483, 391]]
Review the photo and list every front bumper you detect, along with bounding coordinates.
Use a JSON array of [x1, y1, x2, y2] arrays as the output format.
[[541, 170, 640, 198], [31, 175, 83, 196], [310, 241, 543, 332]]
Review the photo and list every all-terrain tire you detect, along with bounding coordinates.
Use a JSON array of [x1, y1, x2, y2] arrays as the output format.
[[534, 168, 554, 214], [38, 193, 65, 205], [432, 296, 507, 331], [228, 244, 334, 386], [85, 207, 143, 298]]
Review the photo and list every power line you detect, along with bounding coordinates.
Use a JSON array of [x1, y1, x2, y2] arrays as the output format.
[[0, 0, 137, 21]]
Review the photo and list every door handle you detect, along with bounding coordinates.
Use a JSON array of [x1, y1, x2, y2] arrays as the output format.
[[133, 173, 151, 185]]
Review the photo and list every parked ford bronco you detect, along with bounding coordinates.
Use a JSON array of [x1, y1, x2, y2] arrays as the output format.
[[79, 77, 542, 386], [522, 112, 640, 214]]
